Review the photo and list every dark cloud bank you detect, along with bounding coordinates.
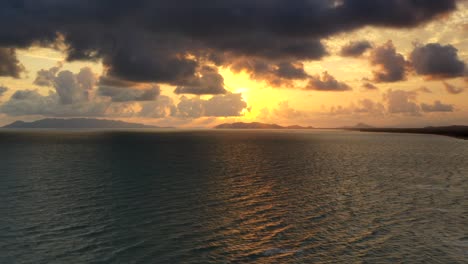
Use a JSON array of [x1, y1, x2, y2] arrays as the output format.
[[0, 0, 459, 85], [341, 41, 373, 57], [0, 0, 464, 119]]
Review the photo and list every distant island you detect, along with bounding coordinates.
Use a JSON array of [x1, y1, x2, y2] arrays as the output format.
[[339, 123, 374, 129], [351, 126, 468, 140], [2, 118, 158, 129], [215, 122, 315, 129]]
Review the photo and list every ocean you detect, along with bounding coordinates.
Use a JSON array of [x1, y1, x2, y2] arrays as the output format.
[[0, 130, 466, 263]]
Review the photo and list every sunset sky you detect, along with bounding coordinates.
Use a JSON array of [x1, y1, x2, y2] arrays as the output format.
[[0, 0, 467, 128]]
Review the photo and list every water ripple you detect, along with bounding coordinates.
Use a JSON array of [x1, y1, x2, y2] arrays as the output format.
[[0, 130, 466, 263]]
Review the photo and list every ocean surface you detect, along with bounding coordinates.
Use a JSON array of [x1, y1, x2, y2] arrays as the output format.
[[0, 129, 466, 263]]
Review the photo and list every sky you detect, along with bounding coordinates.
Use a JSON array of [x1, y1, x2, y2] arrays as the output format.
[[0, 0, 467, 128]]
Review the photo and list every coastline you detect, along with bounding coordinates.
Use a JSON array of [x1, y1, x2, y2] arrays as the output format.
[[351, 127, 468, 140]]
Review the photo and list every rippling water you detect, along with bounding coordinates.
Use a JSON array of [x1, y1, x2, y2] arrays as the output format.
[[0, 130, 466, 263]]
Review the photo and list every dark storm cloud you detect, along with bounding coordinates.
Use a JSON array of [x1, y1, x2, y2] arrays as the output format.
[[98, 75, 141, 88], [0, 48, 24, 78], [370, 41, 407, 82], [230, 58, 311, 87], [275, 62, 310, 80], [98, 86, 160, 102], [174, 66, 227, 95], [340, 41, 372, 57], [0, 0, 458, 85], [305, 72, 352, 91], [410, 43, 466, 79], [420, 100, 454, 112]]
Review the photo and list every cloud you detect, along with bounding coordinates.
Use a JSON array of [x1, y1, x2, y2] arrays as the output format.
[[415, 86, 432, 93], [328, 89, 456, 118], [0, 86, 7, 97], [98, 86, 160, 102], [138, 96, 177, 118], [443, 82, 465, 94], [34, 65, 62, 87], [0, 48, 25, 78], [177, 96, 204, 118], [229, 58, 311, 88], [54, 70, 91, 104], [420, 100, 454, 112], [273, 101, 309, 119], [305, 72, 352, 91], [1, 62, 250, 119], [203, 93, 248, 117], [174, 66, 227, 95], [340, 41, 372, 57], [0, 0, 457, 86], [383, 89, 420, 115], [98, 75, 142, 88], [76, 67, 98, 90], [410, 43, 466, 79], [1, 67, 108, 117], [362, 82, 379, 90], [177, 93, 247, 118], [354, 99, 385, 115], [370, 41, 407, 82], [100, 35, 198, 84], [0, 89, 108, 117], [330, 99, 385, 116], [275, 62, 310, 80], [1, 90, 57, 116]]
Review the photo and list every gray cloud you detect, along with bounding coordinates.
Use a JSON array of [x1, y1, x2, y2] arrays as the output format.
[[76, 67, 98, 91], [354, 99, 385, 115], [99, 86, 160, 102], [177, 96, 204, 118], [174, 66, 227, 95], [383, 89, 420, 115], [34, 64, 62, 87], [229, 58, 312, 88], [305, 72, 352, 91], [370, 41, 407, 82], [54, 70, 90, 105], [1, 67, 107, 117], [330, 99, 385, 116], [177, 93, 247, 118], [1, 64, 249, 119], [0, 89, 108, 117], [0, 48, 25, 78], [340, 41, 372, 57], [138, 96, 177, 118], [275, 62, 310, 80], [443, 82, 465, 94], [420, 100, 454, 112], [410, 43, 466, 79], [204, 93, 248, 117]]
